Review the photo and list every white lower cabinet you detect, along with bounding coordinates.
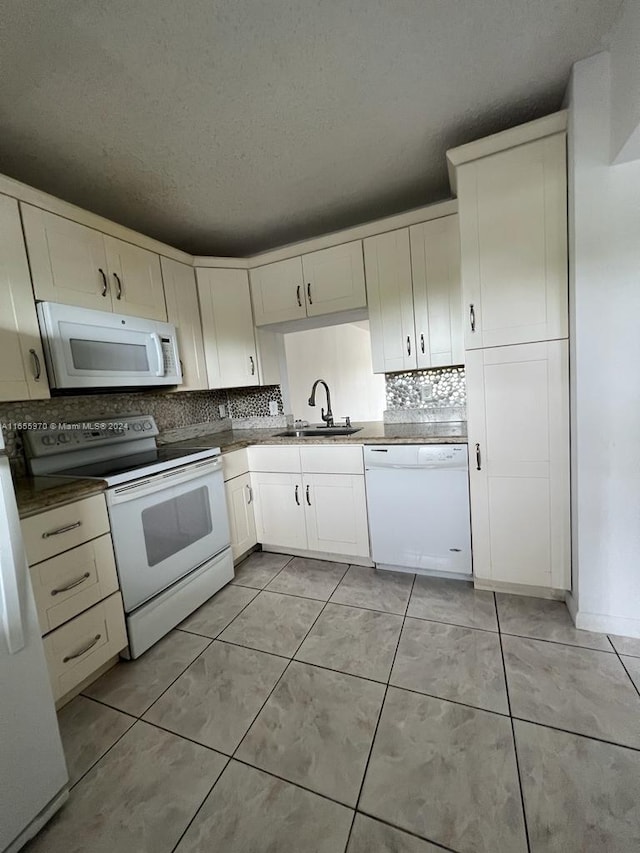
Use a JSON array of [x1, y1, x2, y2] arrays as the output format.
[[249, 445, 370, 560], [225, 472, 258, 561], [466, 339, 570, 590], [250, 471, 308, 551], [303, 473, 369, 558]]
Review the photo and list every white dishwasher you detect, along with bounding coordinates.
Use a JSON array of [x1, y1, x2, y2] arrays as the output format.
[[364, 444, 472, 577]]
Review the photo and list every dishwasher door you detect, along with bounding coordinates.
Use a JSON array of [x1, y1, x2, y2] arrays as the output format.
[[364, 444, 472, 576]]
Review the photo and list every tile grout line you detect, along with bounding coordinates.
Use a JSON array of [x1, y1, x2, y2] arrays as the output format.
[[355, 808, 459, 853], [343, 572, 417, 852], [495, 592, 532, 853], [608, 641, 640, 701]]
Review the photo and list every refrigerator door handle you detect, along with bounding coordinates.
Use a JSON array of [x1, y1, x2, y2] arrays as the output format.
[[0, 465, 25, 653]]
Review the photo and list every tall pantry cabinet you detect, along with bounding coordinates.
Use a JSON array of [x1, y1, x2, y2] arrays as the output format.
[[447, 112, 570, 593]]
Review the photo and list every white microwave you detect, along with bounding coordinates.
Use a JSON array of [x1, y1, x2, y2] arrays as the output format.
[[36, 302, 183, 390]]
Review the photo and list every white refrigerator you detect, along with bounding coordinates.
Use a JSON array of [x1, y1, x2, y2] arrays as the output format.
[[0, 430, 69, 853]]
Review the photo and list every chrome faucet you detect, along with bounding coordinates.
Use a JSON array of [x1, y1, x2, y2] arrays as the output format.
[[308, 379, 334, 427]]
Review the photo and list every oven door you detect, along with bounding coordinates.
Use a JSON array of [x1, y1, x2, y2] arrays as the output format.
[[106, 457, 230, 612]]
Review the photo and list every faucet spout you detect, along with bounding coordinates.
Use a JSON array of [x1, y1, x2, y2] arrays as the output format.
[[308, 379, 334, 427]]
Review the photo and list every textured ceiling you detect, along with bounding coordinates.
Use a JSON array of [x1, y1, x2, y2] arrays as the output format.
[[0, 0, 622, 256]]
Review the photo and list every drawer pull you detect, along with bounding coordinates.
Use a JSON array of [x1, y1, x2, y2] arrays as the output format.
[[63, 633, 101, 663], [51, 572, 91, 596], [42, 521, 82, 539]]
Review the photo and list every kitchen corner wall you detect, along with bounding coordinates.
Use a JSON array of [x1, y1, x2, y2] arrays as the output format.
[[384, 365, 466, 423], [0, 384, 285, 474]]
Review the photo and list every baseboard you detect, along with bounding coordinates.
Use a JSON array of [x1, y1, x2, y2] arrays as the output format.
[[56, 655, 120, 710], [473, 578, 566, 600], [571, 607, 640, 639], [261, 544, 373, 568]]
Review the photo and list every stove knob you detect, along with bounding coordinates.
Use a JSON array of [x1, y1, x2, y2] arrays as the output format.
[[133, 423, 142, 431], [42, 435, 54, 446], [58, 434, 71, 444], [143, 421, 152, 431]]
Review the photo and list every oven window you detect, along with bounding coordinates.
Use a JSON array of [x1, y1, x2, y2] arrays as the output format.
[[141, 486, 213, 567], [70, 338, 150, 372]]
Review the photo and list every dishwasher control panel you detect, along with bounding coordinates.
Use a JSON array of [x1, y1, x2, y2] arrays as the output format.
[[364, 444, 468, 470]]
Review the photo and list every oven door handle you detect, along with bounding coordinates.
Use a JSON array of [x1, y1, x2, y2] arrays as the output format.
[[107, 457, 223, 505]]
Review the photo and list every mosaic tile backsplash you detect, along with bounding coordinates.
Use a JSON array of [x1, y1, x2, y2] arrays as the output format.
[[385, 365, 466, 422], [0, 385, 284, 473]]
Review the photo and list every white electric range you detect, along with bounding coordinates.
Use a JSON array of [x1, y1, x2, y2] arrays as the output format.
[[24, 416, 233, 658]]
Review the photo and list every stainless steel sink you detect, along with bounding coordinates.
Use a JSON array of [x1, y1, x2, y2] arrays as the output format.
[[275, 427, 363, 438]]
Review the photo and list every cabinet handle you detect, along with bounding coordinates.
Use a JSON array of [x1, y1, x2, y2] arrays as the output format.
[[250, 355, 255, 376], [29, 349, 42, 381], [475, 443, 481, 471], [99, 268, 108, 297], [113, 272, 123, 300], [42, 521, 82, 539], [295, 484, 300, 505], [296, 285, 302, 307], [246, 484, 253, 505], [63, 634, 101, 663], [406, 336, 411, 356], [307, 283, 313, 305], [51, 572, 91, 596], [306, 484, 311, 506], [420, 333, 425, 354], [470, 304, 476, 332]]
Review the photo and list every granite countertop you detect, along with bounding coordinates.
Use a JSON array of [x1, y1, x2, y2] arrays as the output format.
[[164, 420, 468, 454], [13, 475, 107, 519], [12, 421, 467, 517]]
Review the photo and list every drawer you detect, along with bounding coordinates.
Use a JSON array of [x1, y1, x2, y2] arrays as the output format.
[[248, 445, 301, 474], [43, 592, 127, 702], [300, 445, 364, 475], [223, 448, 250, 482], [22, 494, 110, 566], [30, 534, 119, 634]]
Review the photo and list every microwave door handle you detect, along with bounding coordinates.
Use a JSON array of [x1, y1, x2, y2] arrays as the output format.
[[150, 333, 165, 377], [0, 468, 25, 653]]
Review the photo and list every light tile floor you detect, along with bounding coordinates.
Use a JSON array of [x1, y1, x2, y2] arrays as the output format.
[[27, 552, 640, 853]]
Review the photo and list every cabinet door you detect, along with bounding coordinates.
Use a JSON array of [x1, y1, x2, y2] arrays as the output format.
[[250, 472, 307, 550], [364, 229, 416, 373], [0, 196, 50, 401], [250, 257, 306, 326], [161, 257, 207, 391], [225, 473, 258, 561], [303, 473, 369, 558], [197, 268, 258, 388], [301, 241, 366, 317], [410, 215, 463, 368], [21, 204, 110, 311], [466, 340, 569, 590], [105, 237, 167, 321], [458, 133, 568, 349]]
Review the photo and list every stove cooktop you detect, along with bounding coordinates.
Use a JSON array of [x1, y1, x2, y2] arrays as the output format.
[[52, 444, 221, 487]]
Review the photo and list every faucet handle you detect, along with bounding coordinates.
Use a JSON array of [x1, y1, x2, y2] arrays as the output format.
[[345, 416, 351, 427]]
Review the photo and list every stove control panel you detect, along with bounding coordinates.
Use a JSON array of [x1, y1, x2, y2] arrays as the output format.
[[22, 416, 159, 458]]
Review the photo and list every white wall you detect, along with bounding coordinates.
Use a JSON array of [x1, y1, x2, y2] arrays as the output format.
[[609, 0, 640, 163], [567, 50, 640, 636], [283, 322, 386, 423]]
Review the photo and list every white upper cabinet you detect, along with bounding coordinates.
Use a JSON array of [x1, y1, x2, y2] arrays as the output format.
[[196, 267, 258, 388], [21, 205, 111, 311], [454, 133, 568, 349], [364, 229, 416, 373], [250, 241, 366, 326], [161, 257, 207, 391], [104, 237, 166, 321], [0, 195, 50, 401], [410, 215, 463, 368], [365, 219, 463, 374], [466, 339, 570, 590], [21, 204, 167, 321], [250, 257, 306, 326], [301, 241, 366, 317]]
